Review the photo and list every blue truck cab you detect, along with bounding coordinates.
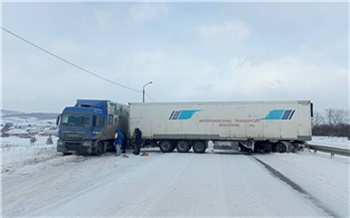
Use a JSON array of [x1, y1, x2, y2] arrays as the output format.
[[56, 99, 129, 155]]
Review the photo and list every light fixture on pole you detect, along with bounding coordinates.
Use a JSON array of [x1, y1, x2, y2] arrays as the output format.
[[143, 81, 153, 103]]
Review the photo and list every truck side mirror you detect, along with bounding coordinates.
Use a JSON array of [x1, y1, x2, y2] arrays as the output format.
[[56, 114, 61, 125]]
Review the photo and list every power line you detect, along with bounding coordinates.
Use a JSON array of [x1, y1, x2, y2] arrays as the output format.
[[146, 93, 157, 102], [1, 26, 144, 94]]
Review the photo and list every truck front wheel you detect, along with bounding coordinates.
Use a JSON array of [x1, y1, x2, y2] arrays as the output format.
[[159, 140, 173, 153], [193, 141, 206, 153], [95, 141, 104, 156]]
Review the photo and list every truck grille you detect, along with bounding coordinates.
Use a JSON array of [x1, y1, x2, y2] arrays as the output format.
[[62, 131, 85, 141]]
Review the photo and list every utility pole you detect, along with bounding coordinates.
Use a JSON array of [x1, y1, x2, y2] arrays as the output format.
[[143, 81, 153, 103]]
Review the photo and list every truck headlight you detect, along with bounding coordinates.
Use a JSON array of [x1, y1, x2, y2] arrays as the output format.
[[57, 140, 63, 146]]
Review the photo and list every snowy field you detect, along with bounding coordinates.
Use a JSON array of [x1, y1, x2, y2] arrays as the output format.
[[1, 136, 60, 174], [311, 136, 350, 149], [1, 136, 349, 217]]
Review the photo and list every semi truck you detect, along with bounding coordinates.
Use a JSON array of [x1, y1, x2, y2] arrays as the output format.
[[56, 99, 129, 155], [129, 100, 313, 153], [57, 99, 312, 155]]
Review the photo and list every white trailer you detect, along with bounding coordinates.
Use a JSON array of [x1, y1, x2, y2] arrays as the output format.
[[129, 100, 313, 153]]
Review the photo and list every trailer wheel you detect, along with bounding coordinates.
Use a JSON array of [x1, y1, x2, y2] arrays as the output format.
[[159, 140, 173, 153], [275, 142, 287, 153], [176, 140, 190, 153], [193, 141, 206, 153]]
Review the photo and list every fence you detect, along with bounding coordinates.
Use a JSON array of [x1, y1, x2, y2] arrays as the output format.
[[305, 143, 350, 157]]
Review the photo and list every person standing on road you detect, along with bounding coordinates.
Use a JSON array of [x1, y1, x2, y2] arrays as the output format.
[[134, 128, 142, 155], [114, 128, 124, 156]]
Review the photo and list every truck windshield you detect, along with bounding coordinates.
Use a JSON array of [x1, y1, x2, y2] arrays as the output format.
[[60, 114, 91, 127]]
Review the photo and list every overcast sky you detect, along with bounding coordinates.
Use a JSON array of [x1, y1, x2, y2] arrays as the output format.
[[1, 1, 349, 113]]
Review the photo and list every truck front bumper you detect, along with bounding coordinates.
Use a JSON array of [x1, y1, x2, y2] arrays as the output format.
[[57, 139, 92, 154]]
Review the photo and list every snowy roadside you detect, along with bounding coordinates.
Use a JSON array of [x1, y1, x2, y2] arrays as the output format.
[[253, 151, 350, 218], [1, 136, 149, 176], [1, 136, 67, 175]]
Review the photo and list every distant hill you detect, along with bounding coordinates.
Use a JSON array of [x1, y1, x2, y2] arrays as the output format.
[[1, 109, 23, 116], [1, 110, 59, 120]]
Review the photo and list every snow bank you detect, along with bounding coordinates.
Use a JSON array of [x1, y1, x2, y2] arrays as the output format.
[[1, 136, 61, 174]]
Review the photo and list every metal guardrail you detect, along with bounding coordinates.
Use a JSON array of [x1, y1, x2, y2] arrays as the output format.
[[305, 143, 350, 157]]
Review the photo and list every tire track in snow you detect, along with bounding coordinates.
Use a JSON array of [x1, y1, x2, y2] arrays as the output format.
[[253, 157, 339, 218]]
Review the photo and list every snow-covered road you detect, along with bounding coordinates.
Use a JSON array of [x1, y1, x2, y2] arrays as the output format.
[[2, 141, 349, 217]]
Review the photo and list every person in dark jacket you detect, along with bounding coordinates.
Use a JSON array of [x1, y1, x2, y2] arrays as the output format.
[[134, 128, 142, 155], [114, 128, 124, 156]]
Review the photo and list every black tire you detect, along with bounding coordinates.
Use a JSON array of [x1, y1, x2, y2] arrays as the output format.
[[159, 140, 173, 153], [176, 140, 190, 153], [63, 152, 72, 156], [95, 141, 104, 156], [193, 141, 206, 153], [275, 142, 287, 153]]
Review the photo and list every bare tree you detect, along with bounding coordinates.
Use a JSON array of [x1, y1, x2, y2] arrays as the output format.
[[312, 111, 324, 127], [324, 109, 335, 126], [324, 108, 349, 125], [335, 110, 350, 124], [313, 108, 350, 137]]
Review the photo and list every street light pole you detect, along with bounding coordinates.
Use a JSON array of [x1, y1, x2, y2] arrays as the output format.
[[143, 81, 153, 103]]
